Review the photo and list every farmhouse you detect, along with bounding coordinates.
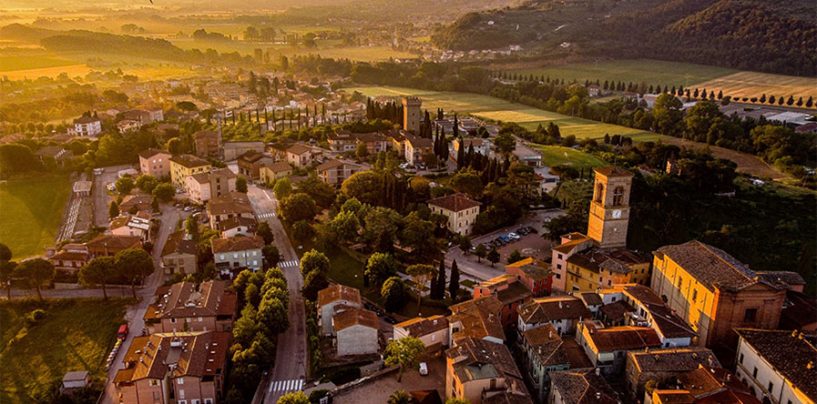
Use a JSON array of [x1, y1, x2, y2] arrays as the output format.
[[428, 193, 480, 235]]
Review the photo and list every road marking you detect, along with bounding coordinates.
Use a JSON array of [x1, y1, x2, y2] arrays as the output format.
[[269, 378, 303, 393], [264, 190, 272, 200], [279, 259, 299, 269], [257, 212, 276, 219]]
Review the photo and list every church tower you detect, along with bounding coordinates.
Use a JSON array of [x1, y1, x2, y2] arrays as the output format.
[[402, 96, 422, 133], [587, 166, 633, 249]]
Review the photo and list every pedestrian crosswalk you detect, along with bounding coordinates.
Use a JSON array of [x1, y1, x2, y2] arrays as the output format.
[[269, 378, 303, 394], [257, 212, 277, 219], [279, 259, 299, 269]]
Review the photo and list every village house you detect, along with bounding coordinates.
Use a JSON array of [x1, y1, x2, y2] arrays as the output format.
[[216, 217, 258, 238], [285, 144, 318, 168], [354, 132, 390, 154], [393, 315, 449, 353], [564, 247, 651, 292], [118, 194, 153, 215], [575, 320, 663, 375], [110, 212, 153, 242], [223, 141, 265, 161], [85, 234, 142, 258], [211, 235, 265, 273], [117, 119, 141, 134], [185, 168, 237, 205], [160, 231, 198, 275], [144, 280, 237, 334], [317, 284, 362, 336], [170, 154, 212, 188], [648, 365, 760, 404], [505, 257, 552, 297], [72, 115, 102, 137], [452, 137, 491, 160], [48, 244, 90, 275], [517, 296, 591, 335], [518, 324, 593, 403], [651, 240, 789, 352], [113, 331, 230, 404], [404, 134, 433, 166], [549, 368, 620, 404], [206, 192, 254, 229], [733, 329, 817, 404], [472, 273, 532, 326], [327, 130, 358, 152], [138, 148, 172, 179], [551, 233, 595, 292], [332, 307, 380, 357], [445, 337, 532, 404], [237, 151, 275, 180], [259, 162, 293, 184], [625, 347, 721, 401], [448, 295, 505, 346], [428, 193, 480, 235], [598, 284, 697, 347], [315, 159, 365, 187], [193, 130, 222, 159]]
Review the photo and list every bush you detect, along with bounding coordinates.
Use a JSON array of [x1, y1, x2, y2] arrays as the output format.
[[26, 309, 47, 325]]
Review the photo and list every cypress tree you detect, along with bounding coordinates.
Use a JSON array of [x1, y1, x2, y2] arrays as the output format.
[[449, 260, 459, 301], [434, 260, 446, 299]]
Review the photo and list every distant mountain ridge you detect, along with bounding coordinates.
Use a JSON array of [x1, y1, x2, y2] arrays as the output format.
[[433, 0, 817, 76]]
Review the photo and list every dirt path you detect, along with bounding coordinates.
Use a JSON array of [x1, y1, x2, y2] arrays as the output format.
[[655, 137, 788, 180]]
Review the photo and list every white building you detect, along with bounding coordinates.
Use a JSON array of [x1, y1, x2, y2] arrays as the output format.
[[734, 329, 817, 404], [73, 115, 102, 137], [427, 193, 480, 235], [333, 308, 380, 356], [211, 235, 264, 273], [394, 315, 449, 351], [317, 285, 362, 336]]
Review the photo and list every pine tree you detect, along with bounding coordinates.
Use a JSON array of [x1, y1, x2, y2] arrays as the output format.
[[449, 260, 459, 301]]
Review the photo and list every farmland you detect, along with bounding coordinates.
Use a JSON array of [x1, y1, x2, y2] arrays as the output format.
[[510, 59, 735, 88], [530, 145, 606, 169], [695, 71, 817, 101], [0, 298, 129, 404], [0, 175, 71, 259], [345, 86, 645, 139]]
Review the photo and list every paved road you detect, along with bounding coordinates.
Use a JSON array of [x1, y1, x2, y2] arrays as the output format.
[[246, 185, 307, 404], [100, 205, 183, 404]]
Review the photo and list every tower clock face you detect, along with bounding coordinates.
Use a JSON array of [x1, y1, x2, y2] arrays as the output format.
[[612, 209, 622, 219]]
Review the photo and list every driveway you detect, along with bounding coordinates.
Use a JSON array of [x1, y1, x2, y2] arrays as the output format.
[[93, 165, 135, 227], [245, 185, 308, 404]]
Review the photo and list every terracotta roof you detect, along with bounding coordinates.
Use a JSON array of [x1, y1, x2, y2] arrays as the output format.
[[170, 154, 210, 168], [780, 290, 817, 330], [523, 325, 592, 368], [593, 166, 633, 178], [216, 216, 258, 232], [568, 247, 647, 274], [428, 193, 480, 212], [586, 325, 662, 352], [161, 231, 197, 257], [114, 331, 230, 384], [578, 292, 603, 306], [74, 115, 99, 124], [482, 387, 533, 404], [317, 284, 361, 308], [86, 234, 142, 250], [395, 315, 448, 337], [265, 161, 292, 173], [600, 300, 634, 323], [119, 194, 153, 212], [193, 130, 219, 140], [333, 307, 379, 331], [505, 257, 551, 281], [210, 235, 264, 253], [553, 233, 592, 254], [146, 280, 236, 320], [449, 296, 505, 343], [446, 337, 522, 382], [207, 192, 253, 216], [518, 296, 590, 325], [655, 241, 780, 292], [138, 148, 169, 159], [353, 132, 387, 142], [629, 347, 720, 374], [406, 135, 433, 148], [494, 282, 532, 306], [735, 329, 817, 401], [550, 369, 619, 404], [756, 271, 806, 288], [286, 143, 312, 155]]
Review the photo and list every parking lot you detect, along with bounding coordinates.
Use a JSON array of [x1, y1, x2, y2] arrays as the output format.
[[331, 356, 446, 404]]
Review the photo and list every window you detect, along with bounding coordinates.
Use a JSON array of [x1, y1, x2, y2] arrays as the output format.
[[557, 253, 563, 259], [557, 264, 562, 270], [768, 382, 774, 394], [612, 186, 625, 206], [177, 378, 184, 385], [753, 367, 758, 378], [744, 308, 758, 322], [739, 353, 744, 364], [192, 400, 200, 404], [150, 379, 160, 386], [204, 399, 214, 404]]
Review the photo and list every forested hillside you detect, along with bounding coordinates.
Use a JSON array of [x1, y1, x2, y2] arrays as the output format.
[[433, 0, 817, 76]]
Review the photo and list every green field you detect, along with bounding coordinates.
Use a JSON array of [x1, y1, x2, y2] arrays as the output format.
[[0, 55, 77, 72], [532, 145, 607, 169], [0, 175, 71, 259], [345, 85, 645, 139], [512, 59, 736, 87], [0, 299, 129, 403]]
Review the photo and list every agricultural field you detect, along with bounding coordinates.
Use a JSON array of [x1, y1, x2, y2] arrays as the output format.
[[0, 175, 71, 259], [0, 299, 128, 404], [695, 71, 817, 101], [0, 55, 77, 71], [345, 85, 646, 139], [530, 145, 606, 169], [511, 59, 736, 88]]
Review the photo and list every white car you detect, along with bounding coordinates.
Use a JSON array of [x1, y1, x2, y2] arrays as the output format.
[[508, 232, 520, 240], [419, 362, 428, 376]]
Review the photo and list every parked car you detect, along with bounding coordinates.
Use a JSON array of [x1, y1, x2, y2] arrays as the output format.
[[508, 232, 520, 240], [117, 324, 129, 340], [419, 362, 428, 376]]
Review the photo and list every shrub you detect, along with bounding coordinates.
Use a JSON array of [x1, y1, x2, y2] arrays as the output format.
[[26, 309, 47, 325]]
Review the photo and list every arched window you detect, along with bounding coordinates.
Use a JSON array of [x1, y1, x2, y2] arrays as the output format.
[[595, 183, 604, 203], [613, 186, 625, 206]]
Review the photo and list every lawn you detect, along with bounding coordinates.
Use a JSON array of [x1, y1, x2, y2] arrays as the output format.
[[531, 145, 606, 169], [0, 174, 71, 259], [344, 86, 644, 139], [0, 298, 129, 403], [512, 59, 735, 88]]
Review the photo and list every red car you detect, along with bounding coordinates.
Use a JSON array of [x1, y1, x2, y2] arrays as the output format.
[[117, 324, 129, 340]]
